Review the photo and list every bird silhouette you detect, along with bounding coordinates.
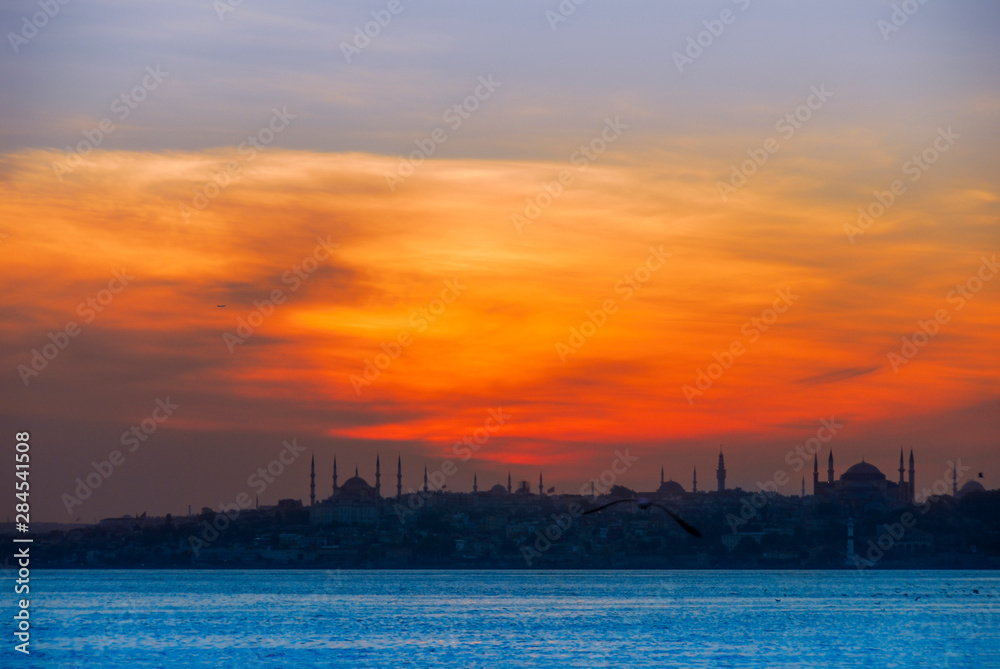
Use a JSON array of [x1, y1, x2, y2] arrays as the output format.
[[584, 497, 702, 537], [978, 472, 984, 478], [217, 304, 226, 308]]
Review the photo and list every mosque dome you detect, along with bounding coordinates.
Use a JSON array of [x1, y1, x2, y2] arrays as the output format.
[[340, 475, 373, 494], [489, 484, 508, 495], [656, 480, 685, 496], [957, 480, 986, 498], [341, 475, 370, 488], [841, 461, 886, 482]]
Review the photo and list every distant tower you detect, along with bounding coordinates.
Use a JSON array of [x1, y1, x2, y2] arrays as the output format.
[[375, 453, 381, 497], [309, 455, 316, 506], [333, 457, 338, 493], [473, 473, 478, 493], [716, 448, 726, 492], [952, 461, 957, 497], [396, 455, 402, 498], [813, 453, 819, 494], [507, 472, 512, 494], [692, 467, 697, 494], [801, 476, 805, 497], [846, 517, 855, 566], [909, 449, 915, 503], [660, 466, 664, 485], [539, 473, 544, 496], [423, 466, 428, 493], [899, 449, 906, 502], [827, 450, 834, 484]]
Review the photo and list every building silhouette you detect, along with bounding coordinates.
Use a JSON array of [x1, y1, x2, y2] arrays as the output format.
[[717, 449, 726, 492], [62, 443, 998, 571], [814, 448, 915, 506], [304, 445, 935, 529]]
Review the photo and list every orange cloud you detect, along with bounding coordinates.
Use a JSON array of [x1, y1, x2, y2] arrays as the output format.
[[1, 145, 997, 477]]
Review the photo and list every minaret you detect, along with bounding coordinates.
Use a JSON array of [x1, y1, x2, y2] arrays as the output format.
[[333, 457, 338, 493], [539, 472, 544, 496], [801, 476, 805, 497], [423, 466, 428, 493], [692, 467, 697, 493], [396, 455, 402, 498], [375, 453, 381, 497], [827, 450, 834, 484], [716, 448, 726, 493], [473, 473, 478, 493], [813, 453, 819, 494], [660, 466, 664, 485], [507, 472, 512, 494], [899, 449, 906, 501], [309, 455, 316, 506], [909, 449, 915, 503]]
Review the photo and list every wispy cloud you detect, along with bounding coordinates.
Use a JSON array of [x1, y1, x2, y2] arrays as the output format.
[[796, 366, 880, 386]]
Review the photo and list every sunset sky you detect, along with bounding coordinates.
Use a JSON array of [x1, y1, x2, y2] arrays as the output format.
[[2, 0, 998, 522]]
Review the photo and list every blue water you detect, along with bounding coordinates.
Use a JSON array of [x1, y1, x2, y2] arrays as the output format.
[[11, 570, 1000, 668]]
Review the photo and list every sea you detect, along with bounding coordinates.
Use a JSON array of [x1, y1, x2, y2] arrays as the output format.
[[10, 570, 1000, 668]]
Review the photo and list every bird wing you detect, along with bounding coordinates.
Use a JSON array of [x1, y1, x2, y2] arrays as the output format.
[[583, 498, 634, 515], [650, 502, 702, 537]]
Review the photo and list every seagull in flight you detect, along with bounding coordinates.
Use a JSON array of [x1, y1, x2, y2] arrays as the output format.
[[978, 472, 984, 479], [217, 304, 226, 308], [584, 497, 702, 537]]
